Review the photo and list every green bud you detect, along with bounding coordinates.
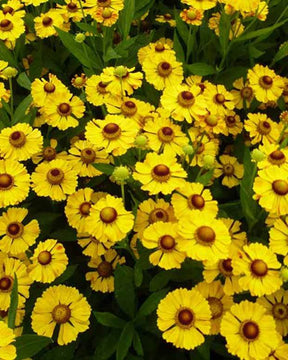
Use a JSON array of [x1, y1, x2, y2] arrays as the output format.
[[182, 144, 194, 155], [114, 65, 128, 78], [280, 267, 288, 281], [203, 154, 215, 169], [251, 149, 265, 162], [112, 166, 130, 182], [2, 67, 18, 78], [75, 33, 86, 43], [135, 134, 148, 147]]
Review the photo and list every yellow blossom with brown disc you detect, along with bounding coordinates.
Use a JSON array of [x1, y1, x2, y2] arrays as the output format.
[[34, 9, 67, 39], [32, 138, 67, 165], [181, 0, 217, 10], [214, 155, 244, 188], [77, 232, 114, 258], [231, 78, 254, 110], [0, 321, 16, 360], [203, 83, 234, 115], [244, 113, 281, 145], [85, 74, 111, 107], [137, 40, 175, 65], [258, 140, 288, 170], [0, 12, 25, 41]]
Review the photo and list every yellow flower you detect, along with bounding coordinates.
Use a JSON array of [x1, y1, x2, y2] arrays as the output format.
[[247, 64, 284, 103], [157, 288, 211, 350], [92, 7, 119, 26], [86, 194, 134, 243], [57, 0, 84, 22], [85, 75, 111, 107], [195, 112, 226, 135], [208, 12, 244, 39], [31, 285, 91, 345], [0, 12, 25, 41], [137, 40, 174, 66], [160, 83, 207, 123], [0, 123, 43, 161], [133, 152, 187, 195], [231, 78, 254, 110], [142, 52, 183, 91], [155, 13, 176, 27], [85, 115, 138, 156], [0, 207, 40, 256], [0, 82, 10, 107], [221, 300, 279, 360], [203, 83, 234, 115], [221, 218, 247, 255], [181, 0, 217, 10], [244, 113, 280, 145], [233, 243, 282, 296], [253, 166, 288, 216], [77, 232, 114, 258], [171, 182, 218, 220], [0, 159, 30, 208], [86, 0, 124, 12], [180, 7, 204, 26], [31, 159, 78, 201], [223, 111, 243, 136], [195, 280, 233, 335], [28, 239, 68, 283], [258, 140, 288, 170], [0, 321, 16, 360], [86, 249, 125, 293], [34, 9, 66, 39], [214, 155, 244, 188], [141, 222, 186, 270], [269, 216, 288, 256], [263, 342, 288, 360], [32, 138, 67, 165]]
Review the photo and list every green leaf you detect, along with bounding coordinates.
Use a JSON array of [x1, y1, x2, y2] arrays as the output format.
[[271, 41, 288, 65], [41, 343, 76, 360], [75, 22, 99, 35], [93, 329, 121, 360], [8, 274, 18, 329], [114, 265, 136, 318], [134, 0, 154, 19], [219, 12, 231, 56], [197, 169, 214, 186], [134, 263, 143, 287], [116, 322, 134, 360], [0, 41, 18, 67], [132, 331, 143, 356], [173, 30, 185, 62], [218, 201, 244, 220], [103, 47, 122, 62], [185, 63, 216, 76], [93, 312, 126, 328], [118, 0, 135, 39], [136, 288, 168, 319], [50, 227, 77, 242], [17, 72, 31, 90], [93, 163, 114, 175], [12, 94, 33, 125], [15, 335, 52, 360], [51, 265, 78, 285], [174, 10, 189, 42]]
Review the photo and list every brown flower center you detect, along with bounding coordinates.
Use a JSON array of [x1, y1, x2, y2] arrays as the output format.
[[44, 82, 55, 93], [97, 0, 111, 7], [159, 235, 176, 251], [42, 16, 53, 27], [225, 115, 236, 127], [43, 146, 56, 161], [250, 259, 268, 277], [46, 168, 64, 185], [196, 226, 215, 246], [97, 260, 113, 277], [214, 94, 225, 104], [149, 208, 169, 223], [259, 76, 273, 89], [100, 207, 117, 223], [272, 303, 288, 320], [240, 321, 259, 341], [57, 103, 72, 116], [240, 86, 253, 99], [205, 115, 218, 127], [155, 42, 165, 52], [9, 131, 26, 148], [0, 276, 13, 292], [97, 81, 108, 94], [176, 308, 194, 328], [151, 164, 171, 182], [67, 2, 78, 12], [102, 8, 112, 19], [2, 6, 14, 15], [52, 304, 71, 324], [80, 148, 96, 164], [164, 13, 172, 20], [38, 250, 52, 265], [0, 19, 13, 31], [268, 150, 285, 165], [120, 101, 137, 117], [177, 91, 195, 107], [272, 180, 288, 195], [208, 297, 223, 319], [157, 127, 174, 143], [188, 194, 205, 210], [157, 62, 172, 77], [79, 202, 91, 216], [0, 174, 14, 190], [6, 222, 24, 238], [257, 120, 271, 135], [102, 123, 121, 140], [218, 258, 233, 276], [223, 164, 234, 176]]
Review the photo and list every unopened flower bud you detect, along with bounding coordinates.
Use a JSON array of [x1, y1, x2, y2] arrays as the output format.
[[251, 149, 265, 162], [114, 65, 128, 78], [280, 267, 288, 281], [135, 134, 148, 147], [182, 144, 194, 156], [2, 67, 18, 78], [75, 33, 86, 43], [112, 166, 130, 182], [203, 154, 215, 169]]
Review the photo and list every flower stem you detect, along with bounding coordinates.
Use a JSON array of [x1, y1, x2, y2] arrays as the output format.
[[121, 181, 125, 206], [9, 78, 13, 122]]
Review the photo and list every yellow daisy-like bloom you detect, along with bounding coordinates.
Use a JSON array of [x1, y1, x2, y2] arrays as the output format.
[[258, 140, 288, 170], [86, 0, 124, 12], [0, 321, 16, 360], [214, 155, 244, 188], [203, 83, 234, 115], [244, 113, 280, 145], [269, 216, 288, 256], [23, 0, 48, 6], [247, 64, 284, 103], [68, 140, 109, 178], [57, 0, 83, 22], [32, 139, 67, 165], [0, 207, 40, 256], [85, 75, 111, 107], [178, 214, 231, 261], [171, 182, 218, 220], [0, 256, 32, 311], [0, 123, 43, 161], [263, 342, 288, 360], [253, 166, 288, 216], [0, 60, 9, 79], [0, 82, 10, 107], [86, 194, 134, 243], [221, 300, 279, 360], [1, 1, 25, 17], [208, 12, 244, 40], [195, 112, 226, 135], [233, 243, 282, 296], [31, 284, 91, 346], [138, 40, 174, 66], [0, 159, 30, 208], [133, 198, 176, 238], [43, 91, 85, 131], [92, 7, 119, 26], [231, 78, 254, 110], [31, 159, 78, 201], [143, 117, 188, 156], [0, 12, 24, 41], [85, 115, 138, 156], [221, 218, 247, 255], [157, 288, 211, 350], [141, 222, 186, 270], [77, 233, 114, 258], [257, 288, 288, 336], [86, 249, 125, 293], [31, 74, 68, 108], [182, 0, 217, 10], [142, 52, 183, 91], [133, 152, 187, 195], [34, 9, 66, 39], [160, 83, 207, 123], [195, 280, 233, 335], [101, 66, 143, 96], [223, 111, 243, 136], [180, 7, 204, 26], [28, 239, 68, 283], [155, 13, 176, 27]]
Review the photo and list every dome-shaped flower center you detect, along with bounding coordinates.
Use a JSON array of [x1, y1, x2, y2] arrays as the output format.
[[187, 10, 197, 20], [42, 16, 53, 26], [177, 308, 194, 328], [159, 235, 176, 251], [152, 164, 171, 182], [226, 116, 236, 127], [9, 131, 26, 148], [80, 148, 96, 164], [6, 222, 24, 238], [257, 120, 271, 135], [52, 304, 71, 324], [97, 0, 111, 7], [269, 150, 285, 165], [259, 75, 273, 89], [223, 163, 234, 176], [240, 86, 253, 99], [157, 126, 174, 143], [97, 260, 113, 277], [57, 103, 72, 116], [97, 81, 108, 94], [240, 321, 259, 341], [79, 202, 91, 216], [102, 123, 121, 139], [43, 146, 56, 161], [44, 82, 55, 93], [196, 226, 215, 246], [0, 19, 13, 31], [188, 194, 205, 210], [102, 8, 112, 18], [100, 207, 117, 223], [47, 168, 64, 185], [2, 6, 14, 15], [272, 180, 288, 195], [214, 94, 225, 104], [149, 208, 169, 223], [272, 303, 288, 320], [164, 13, 172, 20], [0, 276, 13, 292], [177, 91, 195, 107], [219, 258, 233, 276], [157, 62, 172, 77], [250, 259, 268, 277], [67, 2, 78, 11], [0, 174, 14, 190], [38, 250, 52, 265], [205, 115, 218, 126], [121, 101, 137, 117], [208, 297, 223, 319], [155, 42, 165, 52]]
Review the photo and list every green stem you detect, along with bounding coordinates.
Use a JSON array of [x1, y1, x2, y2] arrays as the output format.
[[9, 78, 13, 122], [277, 124, 288, 144], [121, 181, 125, 206], [186, 26, 192, 63], [275, 3, 288, 24]]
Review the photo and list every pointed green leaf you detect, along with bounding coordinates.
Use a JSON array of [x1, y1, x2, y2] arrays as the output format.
[[15, 335, 52, 360], [136, 288, 168, 319], [93, 312, 126, 328], [116, 322, 134, 360], [114, 265, 136, 318]]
